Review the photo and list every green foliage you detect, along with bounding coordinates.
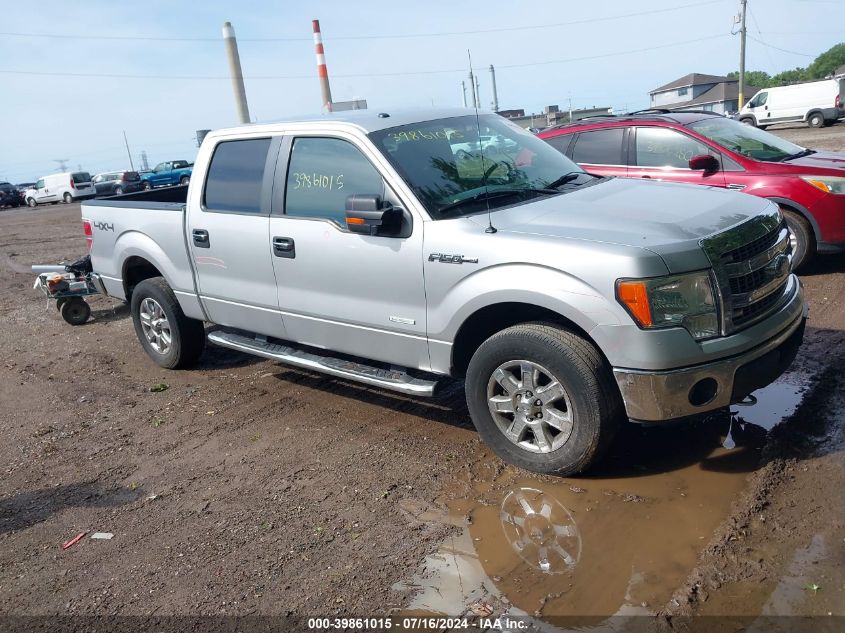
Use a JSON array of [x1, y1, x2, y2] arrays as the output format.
[[729, 42, 844, 87]]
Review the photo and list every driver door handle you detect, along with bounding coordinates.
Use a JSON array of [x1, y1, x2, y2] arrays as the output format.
[[273, 236, 295, 259]]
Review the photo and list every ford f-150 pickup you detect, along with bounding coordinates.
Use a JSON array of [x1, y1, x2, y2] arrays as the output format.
[[140, 160, 193, 190], [81, 108, 807, 475]]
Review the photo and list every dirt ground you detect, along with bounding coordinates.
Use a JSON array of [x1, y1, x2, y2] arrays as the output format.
[[1, 123, 844, 629]]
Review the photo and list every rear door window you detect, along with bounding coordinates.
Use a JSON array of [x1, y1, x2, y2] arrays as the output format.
[[203, 138, 272, 214], [571, 129, 625, 165], [72, 172, 91, 183]]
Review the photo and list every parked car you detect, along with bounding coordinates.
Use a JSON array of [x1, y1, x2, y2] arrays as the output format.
[[16, 182, 36, 195], [140, 160, 192, 190], [24, 172, 96, 207], [0, 181, 24, 207], [539, 110, 845, 268], [81, 108, 806, 476], [92, 171, 143, 197], [737, 79, 845, 128]]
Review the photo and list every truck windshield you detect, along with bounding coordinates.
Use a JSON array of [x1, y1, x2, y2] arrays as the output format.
[[687, 118, 804, 162], [369, 115, 588, 219]]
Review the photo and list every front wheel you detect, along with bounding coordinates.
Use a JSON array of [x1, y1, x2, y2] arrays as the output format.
[[114, 186, 123, 195], [465, 323, 623, 475], [739, 117, 756, 127], [782, 207, 815, 271], [142, 181, 152, 191], [130, 277, 205, 369], [26, 198, 37, 208]]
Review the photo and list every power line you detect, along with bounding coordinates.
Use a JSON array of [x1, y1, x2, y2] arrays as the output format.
[[0, 1, 721, 43], [0, 33, 731, 82], [746, 34, 816, 57]]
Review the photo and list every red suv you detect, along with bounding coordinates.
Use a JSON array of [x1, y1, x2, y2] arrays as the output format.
[[539, 111, 845, 269]]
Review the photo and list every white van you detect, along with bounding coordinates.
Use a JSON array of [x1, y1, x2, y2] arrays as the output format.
[[24, 172, 96, 207], [737, 78, 844, 128]]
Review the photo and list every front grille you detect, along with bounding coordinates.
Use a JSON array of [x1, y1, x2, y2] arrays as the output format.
[[722, 220, 785, 264], [732, 280, 789, 327], [701, 210, 793, 333]]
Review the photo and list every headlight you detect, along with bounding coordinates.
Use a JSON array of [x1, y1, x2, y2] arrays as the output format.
[[800, 175, 845, 195], [616, 271, 719, 340]]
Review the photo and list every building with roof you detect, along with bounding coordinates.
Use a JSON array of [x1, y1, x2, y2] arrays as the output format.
[[649, 73, 760, 115], [500, 105, 613, 130]]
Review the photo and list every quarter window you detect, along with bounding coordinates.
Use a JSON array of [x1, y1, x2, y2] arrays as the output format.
[[204, 138, 272, 214], [571, 129, 625, 165], [543, 133, 574, 156], [635, 128, 709, 168], [285, 137, 383, 224]]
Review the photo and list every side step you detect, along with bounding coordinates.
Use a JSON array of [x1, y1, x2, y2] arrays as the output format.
[[207, 330, 439, 397]]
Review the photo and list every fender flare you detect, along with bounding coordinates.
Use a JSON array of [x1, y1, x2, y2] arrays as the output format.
[[767, 197, 821, 243]]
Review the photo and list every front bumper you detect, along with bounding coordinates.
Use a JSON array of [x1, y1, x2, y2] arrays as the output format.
[[613, 292, 808, 422]]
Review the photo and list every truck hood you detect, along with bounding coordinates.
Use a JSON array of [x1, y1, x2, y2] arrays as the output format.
[[471, 177, 775, 272]]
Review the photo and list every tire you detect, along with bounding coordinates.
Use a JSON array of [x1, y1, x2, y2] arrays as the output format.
[[739, 117, 756, 127], [114, 186, 123, 195], [807, 112, 824, 128], [758, 125, 768, 130], [142, 181, 152, 191], [27, 198, 37, 208], [130, 277, 205, 369], [179, 176, 190, 185], [56, 297, 68, 311], [465, 323, 623, 476], [60, 297, 91, 325], [63, 193, 73, 204], [782, 207, 816, 271]]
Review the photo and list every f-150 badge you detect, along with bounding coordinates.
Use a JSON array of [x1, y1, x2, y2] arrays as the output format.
[[428, 253, 478, 264]]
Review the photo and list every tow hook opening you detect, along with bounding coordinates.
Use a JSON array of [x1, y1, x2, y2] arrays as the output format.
[[689, 377, 719, 406]]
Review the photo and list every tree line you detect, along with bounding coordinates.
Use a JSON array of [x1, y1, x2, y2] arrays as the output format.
[[727, 42, 845, 88]]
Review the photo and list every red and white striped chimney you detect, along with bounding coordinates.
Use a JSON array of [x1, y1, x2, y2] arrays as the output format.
[[312, 20, 333, 112]]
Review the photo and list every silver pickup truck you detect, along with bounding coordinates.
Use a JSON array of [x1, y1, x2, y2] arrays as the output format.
[[82, 108, 807, 475]]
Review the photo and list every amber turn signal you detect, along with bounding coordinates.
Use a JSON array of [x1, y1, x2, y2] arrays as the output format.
[[617, 280, 653, 327]]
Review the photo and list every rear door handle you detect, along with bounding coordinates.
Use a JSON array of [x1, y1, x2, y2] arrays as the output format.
[[273, 236, 295, 259], [192, 229, 210, 248]]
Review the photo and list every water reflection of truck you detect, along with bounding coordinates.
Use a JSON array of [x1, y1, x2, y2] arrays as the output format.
[[81, 109, 806, 475]]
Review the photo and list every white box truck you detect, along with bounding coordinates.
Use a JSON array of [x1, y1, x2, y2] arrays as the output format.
[[737, 78, 844, 128]]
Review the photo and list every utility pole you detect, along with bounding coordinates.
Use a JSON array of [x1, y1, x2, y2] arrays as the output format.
[[474, 74, 480, 108], [468, 71, 477, 109], [461, 81, 467, 107], [122, 131, 135, 171], [568, 97, 573, 123], [738, 0, 748, 109], [313, 20, 333, 112], [222, 21, 251, 124]]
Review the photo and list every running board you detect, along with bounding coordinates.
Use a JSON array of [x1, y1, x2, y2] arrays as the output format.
[[207, 330, 439, 397]]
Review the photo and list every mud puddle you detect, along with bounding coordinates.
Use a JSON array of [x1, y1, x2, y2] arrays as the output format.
[[395, 374, 809, 625]]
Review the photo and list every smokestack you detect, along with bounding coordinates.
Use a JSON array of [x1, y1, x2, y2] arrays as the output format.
[[489, 65, 499, 112], [222, 22, 251, 124], [468, 71, 478, 110], [474, 74, 481, 108], [312, 20, 333, 112]]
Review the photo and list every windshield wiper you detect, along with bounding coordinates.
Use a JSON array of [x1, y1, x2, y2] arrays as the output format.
[[545, 171, 594, 189], [780, 148, 816, 162], [437, 187, 558, 216]]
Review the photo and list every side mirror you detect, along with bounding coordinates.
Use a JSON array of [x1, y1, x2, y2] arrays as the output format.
[[345, 194, 401, 236], [688, 154, 720, 172]]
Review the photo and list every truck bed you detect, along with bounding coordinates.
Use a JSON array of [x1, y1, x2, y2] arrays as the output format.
[[81, 184, 197, 305]]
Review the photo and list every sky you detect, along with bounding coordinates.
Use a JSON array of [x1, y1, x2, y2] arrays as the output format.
[[1, 0, 843, 183]]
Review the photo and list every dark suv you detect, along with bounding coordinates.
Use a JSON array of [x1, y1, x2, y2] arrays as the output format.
[[539, 110, 845, 269], [0, 182, 23, 208], [92, 171, 143, 197]]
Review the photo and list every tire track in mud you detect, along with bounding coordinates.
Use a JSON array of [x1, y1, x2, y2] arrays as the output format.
[[0, 252, 31, 274]]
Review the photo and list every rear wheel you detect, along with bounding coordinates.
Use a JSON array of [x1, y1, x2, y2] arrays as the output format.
[[179, 176, 190, 185], [465, 323, 622, 476], [782, 207, 815, 271], [807, 112, 824, 128], [63, 193, 73, 203], [130, 277, 205, 369]]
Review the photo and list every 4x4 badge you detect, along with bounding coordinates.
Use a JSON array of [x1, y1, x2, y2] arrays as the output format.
[[428, 253, 478, 264]]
